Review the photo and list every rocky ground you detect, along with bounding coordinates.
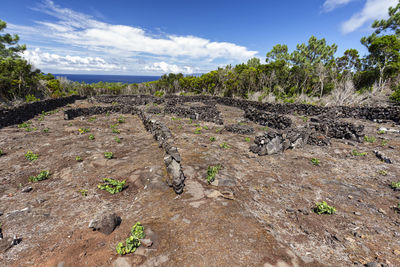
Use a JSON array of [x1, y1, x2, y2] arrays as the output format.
[[0, 97, 399, 267]]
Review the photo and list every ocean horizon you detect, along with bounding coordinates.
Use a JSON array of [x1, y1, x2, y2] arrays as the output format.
[[53, 74, 160, 84]]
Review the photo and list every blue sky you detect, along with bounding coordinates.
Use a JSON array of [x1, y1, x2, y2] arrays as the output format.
[[0, 0, 397, 75]]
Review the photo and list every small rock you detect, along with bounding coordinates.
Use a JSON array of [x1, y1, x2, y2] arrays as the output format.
[[393, 249, 400, 256], [88, 212, 121, 235], [21, 186, 32, 193], [345, 237, 355, 243], [365, 262, 380, 267], [140, 238, 153, 247], [378, 208, 386, 215], [0, 211, 3, 216], [354, 212, 361, 216], [348, 195, 353, 199]]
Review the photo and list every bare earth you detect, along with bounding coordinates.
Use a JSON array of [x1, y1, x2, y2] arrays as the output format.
[[0, 99, 399, 267]]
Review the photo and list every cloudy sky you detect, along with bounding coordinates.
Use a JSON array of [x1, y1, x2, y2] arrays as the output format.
[[0, 0, 397, 75]]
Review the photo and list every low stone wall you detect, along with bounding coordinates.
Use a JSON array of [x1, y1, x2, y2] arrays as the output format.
[[64, 105, 139, 120], [94, 95, 162, 105], [164, 102, 223, 125], [0, 95, 84, 129], [309, 118, 364, 142], [224, 124, 254, 135], [244, 108, 292, 129]]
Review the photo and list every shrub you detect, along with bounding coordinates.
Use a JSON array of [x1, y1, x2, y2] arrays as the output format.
[[311, 158, 320, 166], [25, 150, 38, 161], [25, 94, 39, 103], [116, 222, 145, 255], [207, 164, 221, 184], [98, 178, 126, 194], [314, 201, 336, 215], [29, 170, 50, 182], [390, 85, 400, 103], [154, 90, 164, 97], [104, 152, 113, 159]]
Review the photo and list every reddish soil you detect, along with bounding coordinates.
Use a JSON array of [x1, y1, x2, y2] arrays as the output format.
[[0, 99, 399, 267]]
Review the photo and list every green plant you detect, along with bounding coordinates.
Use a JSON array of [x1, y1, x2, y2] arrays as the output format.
[[381, 140, 388, 146], [112, 101, 118, 106], [78, 128, 90, 134], [42, 128, 49, 133], [391, 181, 400, 190], [377, 130, 386, 135], [29, 170, 50, 182], [203, 125, 209, 130], [188, 118, 193, 124], [209, 136, 216, 142], [215, 128, 222, 133], [194, 127, 202, 134], [115, 137, 121, 143], [378, 170, 387, 176], [110, 124, 120, 134], [98, 178, 126, 194], [104, 152, 113, 159], [0, 149, 3, 156], [314, 201, 336, 215], [75, 156, 82, 162], [18, 121, 31, 129], [219, 142, 230, 149], [154, 90, 164, 97], [364, 135, 376, 143], [25, 150, 38, 161], [88, 117, 96, 122], [117, 116, 125, 123], [116, 222, 145, 255], [25, 94, 39, 103], [244, 137, 251, 142], [88, 134, 95, 140], [207, 164, 222, 184], [301, 116, 309, 122], [260, 126, 269, 131], [311, 158, 320, 166], [171, 117, 181, 121], [38, 114, 45, 121], [79, 189, 88, 196], [106, 111, 110, 117], [352, 150, 367, 156]]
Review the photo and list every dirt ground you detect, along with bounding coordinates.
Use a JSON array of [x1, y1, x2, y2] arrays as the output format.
[[0, 99, 399, 267]]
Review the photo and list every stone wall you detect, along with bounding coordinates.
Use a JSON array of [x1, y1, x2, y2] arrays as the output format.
[[64, 105, 138, 120], [244, 108, 292, 129]]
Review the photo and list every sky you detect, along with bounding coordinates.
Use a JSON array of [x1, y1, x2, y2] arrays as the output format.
[[0, 0, 398, 75]]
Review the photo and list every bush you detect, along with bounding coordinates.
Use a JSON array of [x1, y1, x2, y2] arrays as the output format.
[[390, 85, 400, 103], [314, 201, 336, 215], [207, 164, 221, 184], [98, 178, 126, 194], [29, 170, 50, 182]]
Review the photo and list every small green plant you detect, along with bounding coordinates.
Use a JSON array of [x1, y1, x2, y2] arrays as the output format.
[[301, 116, 309, 123], [104, 152, 114, 159], [88, 117, 96, 122], [98, 178, 126, 194], [18, 121, 32, 129], [351, 150, 367, 156], [106, 111, 110, 117], [42, 128, 49, 133], [112, 101, 118, 106], [215, 128, 222, 133], [25, 127, 37, 132], [117, 116, 126, 123], [88, 134, 95, 140], [391, 181, 400, 190], [29, 170, 50, 182], [116, 222, 145, 255], [115, 137, 121, 143], [364, 135, 376, 143], [154, 90, 164, 97], [79, 189, 88, 196], [260, 126, 269, 131], [381, 140, 388, 146], [209, 136, 216, 142], [25, 94, 39, 103], [188, 118, 193, 124], [314, 201, 336, 215], [244, 137, 251, 142], [311, 158, 320, 166], [219, 142, 230, 149], [177, 125, 183, 129], [171, 117, 181, 121], [25, 150, 38, 161], [75, 156, 82, 162], [110, 124, 120, 134], [378, 170, 387, 176], [377, 130, 386, 135], [207, 164, 222, 184], [194, 127, 202, 134], [0, 149, 3, 156], [203, 125, 209, 130], [38, 114, 45, 121], [78, 128, 90, 134]]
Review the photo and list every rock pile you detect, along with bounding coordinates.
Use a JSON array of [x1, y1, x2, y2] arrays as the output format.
[[309, 118, 364, 142], [164, 102, 223, 125], [64, 105, 138, 120], [244, 108, 292, 129], [224, 124, 254, 135]]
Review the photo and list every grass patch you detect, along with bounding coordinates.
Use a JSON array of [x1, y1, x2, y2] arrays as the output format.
[[207, 164, 222, 184], [98, 178, 126, 194], [25, 150, 38, 161], [29, 170, 50, 182], [314, 201, 336, 215], [116, 222, 145, 255]]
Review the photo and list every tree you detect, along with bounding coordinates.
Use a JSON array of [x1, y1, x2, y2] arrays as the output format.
[[372, 1, 400, 36], [266, 44, 290, 63], [0, 20, 26, 58]]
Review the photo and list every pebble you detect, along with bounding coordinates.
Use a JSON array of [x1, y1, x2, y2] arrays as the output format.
[[21, 186, 32, 193], [378, 208, 386, 215], [354, 212, 361, 216]]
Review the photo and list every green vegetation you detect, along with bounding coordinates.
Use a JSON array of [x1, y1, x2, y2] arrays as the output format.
[[364, 135, 376, 143], [78, 189, 88, 196], [377, 130, 386, 135], [381, 140, 389, 146], [310, 158, 320, 166], [215, 128, 222, 133], [245, 137, 251, 142], [104, 152, 113, 159], [352, 149, 367, 156], [117, 116, 126, 123], [25, 94, 39, 103], [98, 178, 126, 194], [29, 170, 50, 182], [391, 181, 400, 190], [378, 170, 388, 176], [88, 117, 96, 122], [75, 156, 82, 162], [207, 164, 222, 184], [78, 128, 90, 134], [42, 127, 49, 133], [219, 142, 230, 149], [116, 222, 145, 255], [154, 90, 164, 97], [314, 201, 336, 215], [0, 149, 3, 156], [209, 136, 216, 142], [301, 116, 309, 123], [25, 150, 38, 161], [115, 137, 121, 143], [188, 118, 193, 124], [88, 134, 95, 140], [194, 127, 202, 134], [110, 124, 120, 134], [18, 121, 31, 129]]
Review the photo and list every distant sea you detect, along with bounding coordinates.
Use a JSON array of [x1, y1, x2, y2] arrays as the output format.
[[53, 74, 160, 84]]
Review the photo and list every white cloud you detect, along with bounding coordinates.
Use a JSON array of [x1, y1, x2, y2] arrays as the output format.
[[11, 0, 257, 74], [23, 48, 124, 72], [144, 62, 196, 74], [341, 0, 397, 34], [323, 0, 354, 12]]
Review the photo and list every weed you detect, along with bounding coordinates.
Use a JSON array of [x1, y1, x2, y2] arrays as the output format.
[[215, 128, 222, 133], [75, 156, 82, 162], [364, 135, 376, 143], [381, 140, 388, 146], [239, 122, 247, 126], [188, 118, 193, 124], [194, 127, 202, 134], [116, 222, 145, 255], [207, 164, 222, 184], [42, 128, 49, 133], [25, 127, 37, 132], [88, 134, 95, 140], [314, 201, 336, 215], [219, 142, 230, 149], [25, 150, 38, 161], [377, 130, 386, 135], [117, 116, 126, 123], [209, 136, 216, 142], [38, 114, 45, 121], [98, 178, 126, 194], [29, 170, 50, 182], [88, 117, 96, 122], [78, 189, 88, 196], [110, 124, 120, 134], [171, 117, 181, 121], [378, 170, 387, 176], [106, 111, 110, 117], [112, 101, 118, 106], [68, 122, 73, 126], [0, 149, 3, 156], [301, 116, 309, 123], [391, 181, 400, 190], [177, 125, 183, 129], [18, 121, 31, 129], [351, 150, 367, 156], [154, 90, 164, 97], [260, 126, 269, 131], [104, 152, 114, 159], [78, 128, 90, 134], [311, 158, 320, 166], [115, 137, 121, 143], [203, 125, 209, 130], [194, 123, 201, 127]]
